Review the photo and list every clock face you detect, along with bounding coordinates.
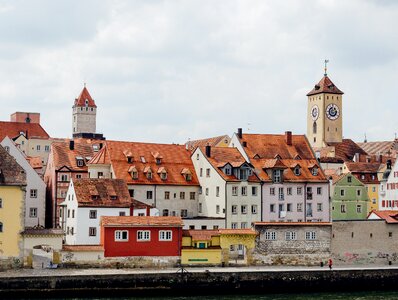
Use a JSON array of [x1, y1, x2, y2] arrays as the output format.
[[311, 105, 319, 121], [325, 104, 340, 120]]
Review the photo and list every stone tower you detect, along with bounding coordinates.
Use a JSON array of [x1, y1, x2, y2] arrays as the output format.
[[307, 71, 344, 148], [72, 86, 97, 137]]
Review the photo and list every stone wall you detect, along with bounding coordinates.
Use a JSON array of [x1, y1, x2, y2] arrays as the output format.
[[331, 220, 398, 265]]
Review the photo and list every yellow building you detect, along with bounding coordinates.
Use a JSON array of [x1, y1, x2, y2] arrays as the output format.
[[181, 229, 257, 266], [0, 145, 26, 265]]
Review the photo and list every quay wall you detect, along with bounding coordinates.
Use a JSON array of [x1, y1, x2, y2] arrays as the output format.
[[1, 268, 398, 298]]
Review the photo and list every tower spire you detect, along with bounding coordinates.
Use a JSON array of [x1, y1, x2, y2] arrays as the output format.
[[324, 59, 329, 76]]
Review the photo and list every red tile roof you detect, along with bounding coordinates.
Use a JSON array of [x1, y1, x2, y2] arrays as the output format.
[[51, 139, 98, 171], [201, 147, 260, 182], [74, 86, 97, 108], [73, 178, 131, 208], [186, 135, 230, 151], [26, 156, 43, 170], [345, 162, 381, 174], [183, 229, 220, 241], [92, 140, 199, 186], [368, 210, 398, 224], [358, 140, 397, 157], [101, 216, 183, 227], [88, 145, 111, 165], [325, 139, 367, 162], [131, 198, 154, 209], [307, 75, 344, 96], [0, 121, 50, 140]]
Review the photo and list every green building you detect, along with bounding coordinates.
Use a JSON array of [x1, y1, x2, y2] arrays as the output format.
[[331, 173, 370, 220]]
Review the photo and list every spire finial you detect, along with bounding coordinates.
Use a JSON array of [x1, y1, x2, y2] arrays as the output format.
[[324, 59, 329, 76], [364, 133, 367, 143], [84, 82, 86, 88]]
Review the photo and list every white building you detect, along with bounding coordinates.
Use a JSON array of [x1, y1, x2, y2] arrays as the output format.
[[62, 178, 132, 245], [379, 159, 398, 210], [191, 145, 262, 229], [1, 136, 46, 228]]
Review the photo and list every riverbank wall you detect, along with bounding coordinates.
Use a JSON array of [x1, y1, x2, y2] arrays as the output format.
[[1, 268, 398, 298]]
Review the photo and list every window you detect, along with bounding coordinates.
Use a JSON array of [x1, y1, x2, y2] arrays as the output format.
[[297, 187, 302, 195], [232, 186, 238, 196], [357, 189, 361, 196], [241, 186, 247, 196], [198, 203, 203, 213], [115, 230, 128, 241], [285, 231, 297, 240], [273, 170, 282, 183], [306, 203, 313, 217], [225, 167, 231, 175], [76, 174, 82, 179], [147, 191, 153, 199], [270, 204, 275, 213], [306, 187, 313, 200], [372, 186, 376, 192], [241, 205, 247, 214], [205, 188, 209, 196], [0, 198, 2, 208], [361, 174, 365, 180], [160, 172, 167, 180], [239, 168, 249, 180], [36, 145, 41, 151], [196, 153, 199, 160], [89, 227, 97, 237], [45, 145, 50, 152], [216, 186, 220, 197], [347, 176, 352, 183], [252, 205, 257, 214], [61, 174, 68, 181], [340, 189, 345, 197], [278, 188, 284, 200], [297, 203, 303, 212], [77, 159, 84, 167], [317, 187, 322, 195], [356, 205, 362, 213], [129, 189, 135, 197], [137, 230, 150, 241], [341, 204, 346, 213], [287, 187, 292, 195], [165, 191, 170, 200], [180, 192, 185, 200], [200, 168, 203, 177], [206, 168, 210, 177], [0, 222, 3, 232], [270, 187, 275, 195], [70, 227, 74, 235], [232, 205, 237, 214], [294, 167, 301, 176], [231, 223, 238, 229], [287, 203, 292, 212], [313, 121, 317, 134], [216, 205, 220, 214], [147, 171, 153, 180], [180, 209, 187, 218], [312, 167, 318, 176], [241, 222, 248, 229], [30, 189, 37, 198], [162, 209, 169, 216], [252, 186, 257, 196], [119, 211, 126, 216], [265, 231, 276, 240], [140, 156, 146, 163], [317, 203, 323, 212], [72, 210, 75, 218], [372, 198, 376, 204], [190, 192, 195, 200], [4, 146, 9, 152], [305, 231, 316, 240], [29, 208, 37, 218], [89, 210, 97, 219], [159, 230, 172, 241]]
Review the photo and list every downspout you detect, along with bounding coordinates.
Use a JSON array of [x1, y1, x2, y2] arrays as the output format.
[[225, 182, 228, 228], [304, 183, 307, 222], [260, 181, 264, 222], [54, 170, 58, 228], [154, 185, 157, 208]]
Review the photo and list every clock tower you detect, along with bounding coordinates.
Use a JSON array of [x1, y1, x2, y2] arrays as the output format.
[[307, 67, 344, 148]]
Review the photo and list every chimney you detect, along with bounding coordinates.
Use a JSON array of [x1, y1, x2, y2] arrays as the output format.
[[387, 159, 392, 170], [69, 140, 75, 151], [242, 141, 247, 147], [237, 128, 242, 139], [99, 143, 103, 149], [205, 145, 211, 158], [285, 131, 292, 146]]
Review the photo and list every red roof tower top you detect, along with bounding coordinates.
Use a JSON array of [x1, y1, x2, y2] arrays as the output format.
[[74, 86, 97, 108]]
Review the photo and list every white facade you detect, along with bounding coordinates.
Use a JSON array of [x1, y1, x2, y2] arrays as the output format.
[[1, 137, 46, 228], [63, 181, 130, 245], [379, 162, 398, 210], [191, 147, 262, 228]]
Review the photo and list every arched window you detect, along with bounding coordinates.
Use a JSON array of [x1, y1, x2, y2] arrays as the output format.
[[313, 122, 317, 134]]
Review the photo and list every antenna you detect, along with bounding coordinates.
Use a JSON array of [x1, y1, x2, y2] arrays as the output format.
[[324, 59, 329, 76]]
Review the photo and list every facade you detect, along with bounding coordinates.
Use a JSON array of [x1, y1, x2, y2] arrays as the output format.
[[306, 71, 344, 148], [343, 162, 381, 212], [44, 138, 100, 228], [191, 146, 261, 229], [331, 173, 369, 220], [0, 145, 26, 261], [62, 178, 132, 245], [181, 230, 222, 265], [1, 137, 46, 228], [231, 130, 330, 222], [379, 159, 398, 210], [101, 216, 183, 257], [87, 140, 200, 221], [253, 222, 332, 266]]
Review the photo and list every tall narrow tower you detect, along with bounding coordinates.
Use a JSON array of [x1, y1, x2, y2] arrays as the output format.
[[72, 86, 97, 137], [307, 64, 344, 148]]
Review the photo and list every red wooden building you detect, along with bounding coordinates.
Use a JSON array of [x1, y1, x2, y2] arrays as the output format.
[[101, 216, 183, 257]]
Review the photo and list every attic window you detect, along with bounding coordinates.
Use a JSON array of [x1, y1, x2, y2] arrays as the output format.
[[76, 157, 84, 167], [160, 172, 167, 180], [147, 170, 153, 180], [19, 131, 25, 136], [156, 158, 162, 165], [127, 157, 133, 163], [132, 171, 138, 179], [185, 174, 192, 181], [274, 154, 282, 160], [253, 154, 260, 159], [225, 167, 231, 175], [311, 167, 318, 176], [93, 145, 99, 152], [85, 99, 89, 106], [294, 155, 302, 160], [110, 195, 118, 201], [91, 195, 100, 200], [294, 167, 301, 176], [140, 156, 146, 163]]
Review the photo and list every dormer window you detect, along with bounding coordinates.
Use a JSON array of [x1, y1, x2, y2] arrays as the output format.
[[93, 145, 99, 152], [76, 156, 84, 167], [273, 169, 282, 183], [158, 167, 167, 180], [294, 154, 302, 160], [294, 167, 301, 176], [156, 158, 162, 165], [110, 195, 118, 201], [147, 171, 153, 180], [127, 157, 133, 163], [225, 167, 231, 175], [91, 195, 100, 201], [129, 166, 138, 179], [140, 156, 146, 163], [181, 168, 193, 181], [311, 167, 318, 176], [185, 174, 192, 181]]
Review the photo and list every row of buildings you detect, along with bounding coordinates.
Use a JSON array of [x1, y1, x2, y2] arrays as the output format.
[[1, 70, 398, 268]]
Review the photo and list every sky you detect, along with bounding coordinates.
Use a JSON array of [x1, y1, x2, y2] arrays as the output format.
[[0, 0, 397, 144]]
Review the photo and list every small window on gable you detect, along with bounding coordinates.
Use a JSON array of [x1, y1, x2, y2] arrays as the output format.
[[91, 195, 100, 201], [294, 167, 301, 176], [129, 166, 138, 179], [110, 195, 118, 200], [147, 171, 152, 180], [253, 154, 260, 159], [294, 154, 301, 160], [274, 154, 282, 160], [159, 169, 167, 180], [181, 168, 192, 181], [225, 167, 231, 175], [311, 167, 318, 176], [127, 157, 133, 163], [76, 157, 84, 167], [156, 158, 162, 165], [140, 156, 146, 163]]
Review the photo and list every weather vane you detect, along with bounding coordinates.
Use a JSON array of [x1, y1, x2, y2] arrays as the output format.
[[324, 59, 329, 76]]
